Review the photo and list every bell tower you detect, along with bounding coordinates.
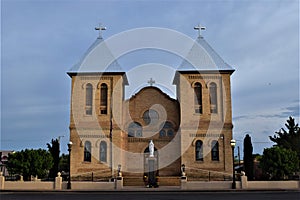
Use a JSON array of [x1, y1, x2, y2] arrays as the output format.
[[174, 32, 235, 179], [67, 29, 128, 180]]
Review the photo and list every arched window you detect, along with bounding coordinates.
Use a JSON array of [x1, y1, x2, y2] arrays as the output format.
[[211, 140, 219, 161], [195, 140, 203, 161], [100, 141, 107, 162], [84, 141, 91, 162], [128, 122, 143, 137], [159, 121, 174, 137], [100, 83, 108, 114], [194, 82, 202, 114], [209, 82, 218, 113], [85, 83, 93, 115]]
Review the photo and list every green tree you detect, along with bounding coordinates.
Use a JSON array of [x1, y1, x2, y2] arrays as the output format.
[[269, 116, 300, 164], [243, 134, 254, 180], [260, 146, 299, 180], [58, 153, 69, 173], [47, 139, 60, 179], [6, 149, 53, 181]]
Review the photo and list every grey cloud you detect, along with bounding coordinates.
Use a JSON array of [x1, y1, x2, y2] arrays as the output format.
[[281, 104, 300, 118]]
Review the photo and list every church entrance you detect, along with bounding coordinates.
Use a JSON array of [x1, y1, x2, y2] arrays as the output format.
[[144, 147, 158, 187]]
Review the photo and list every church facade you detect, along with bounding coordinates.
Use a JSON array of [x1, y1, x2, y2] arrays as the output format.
[[67, 28, 235, 185]]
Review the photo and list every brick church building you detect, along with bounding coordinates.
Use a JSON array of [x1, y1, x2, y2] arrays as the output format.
[[67, 27, 235, 186]]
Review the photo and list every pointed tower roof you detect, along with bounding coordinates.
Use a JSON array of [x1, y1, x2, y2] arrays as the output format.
[[67, 37, 125, 76], [178, 36, 235, 73]]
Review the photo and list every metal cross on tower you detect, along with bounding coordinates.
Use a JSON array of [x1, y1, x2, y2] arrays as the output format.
[[194, 24, 206, 38], [148, 78, 155, 86], [95, 23, 107, 39]]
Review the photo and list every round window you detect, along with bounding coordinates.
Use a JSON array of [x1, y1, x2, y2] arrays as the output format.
[[143, 109, 159, 125]]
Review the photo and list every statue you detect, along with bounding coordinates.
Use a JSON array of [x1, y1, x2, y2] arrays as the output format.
[[149, 140, 154, 157]]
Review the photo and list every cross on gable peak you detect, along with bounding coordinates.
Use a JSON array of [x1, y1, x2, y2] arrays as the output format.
[[148, 78, 155, 86]]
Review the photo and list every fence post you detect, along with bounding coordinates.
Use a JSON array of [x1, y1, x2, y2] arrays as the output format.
[[240, 172, 248, 189], [115, 177, 123, 189], [0, 172, 4, 190], [180, 175, 187, 190], [55, 172, 63, 190]]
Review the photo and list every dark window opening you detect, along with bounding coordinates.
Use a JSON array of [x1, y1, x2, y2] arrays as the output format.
[[100, 83, 108, 115], [84, 141, 91, 162], [209, 82, 218, 113], [100, 141, 107, 162], [196, 140, 203, 161], [194, 82, 202, 114], [211, 140, 219, 161], [86, 83, 93, 115]]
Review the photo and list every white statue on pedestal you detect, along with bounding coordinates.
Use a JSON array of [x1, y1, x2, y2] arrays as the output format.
[[149, 140, 154, 157]]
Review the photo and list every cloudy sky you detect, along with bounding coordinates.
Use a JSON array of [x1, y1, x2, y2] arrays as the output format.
[[1, 0, 299, 156]]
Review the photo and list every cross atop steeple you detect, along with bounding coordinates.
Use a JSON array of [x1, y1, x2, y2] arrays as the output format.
[[194, 24, 206, 38], [95, 23, 107, 39], [148, 78, 155, 86]]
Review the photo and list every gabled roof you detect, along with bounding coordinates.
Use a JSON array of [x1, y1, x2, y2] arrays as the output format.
[[67, 37, 124, 75], [127, 86, 178, 102], [177, 36, 235, 73]]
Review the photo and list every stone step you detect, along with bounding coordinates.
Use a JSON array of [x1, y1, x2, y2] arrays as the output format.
[[123, 177, 145, 186], [123, 176, 181, 186], [159, 177, 180, 186]]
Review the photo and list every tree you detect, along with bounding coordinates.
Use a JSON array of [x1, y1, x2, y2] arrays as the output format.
[[6, 149, 53, 181], [269, 116, 300, 164], [243, 134, 254, 180], [260, 146, 299, 180], [58, 153, 69, 173], [47, 139, 60, 179]]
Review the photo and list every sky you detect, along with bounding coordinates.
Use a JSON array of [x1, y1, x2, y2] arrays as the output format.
[[1, 0, 299, 157]]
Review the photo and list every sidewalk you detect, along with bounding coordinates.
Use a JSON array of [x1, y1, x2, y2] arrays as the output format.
[[1, 188, 299, 193]]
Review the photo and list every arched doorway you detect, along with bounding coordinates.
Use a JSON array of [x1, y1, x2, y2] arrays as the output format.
[[144, 147, 158, 187]]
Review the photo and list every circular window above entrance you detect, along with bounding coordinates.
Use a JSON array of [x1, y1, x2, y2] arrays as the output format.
[[143, 109, 159, 125]]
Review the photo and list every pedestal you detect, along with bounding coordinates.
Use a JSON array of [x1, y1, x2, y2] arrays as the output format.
[[181, 176, 187, 190], [55, 172, 62, 190], [0, 172, 4, 190], [147, 157, 158, 188], [116, 177, 123, 189], [240, 175, 248, 189]]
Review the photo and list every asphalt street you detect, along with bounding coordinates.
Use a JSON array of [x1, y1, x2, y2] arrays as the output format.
[[1, 191, 299, 200]]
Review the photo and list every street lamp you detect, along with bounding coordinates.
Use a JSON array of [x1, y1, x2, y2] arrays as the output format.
[[181, 164, 186, 177], [117, 164, 122, 177], [230, 139, 236, 189], [67, 141, 73, 189]]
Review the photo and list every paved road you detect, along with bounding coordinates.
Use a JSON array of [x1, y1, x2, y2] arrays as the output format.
[[1, 191, 299, 200]]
